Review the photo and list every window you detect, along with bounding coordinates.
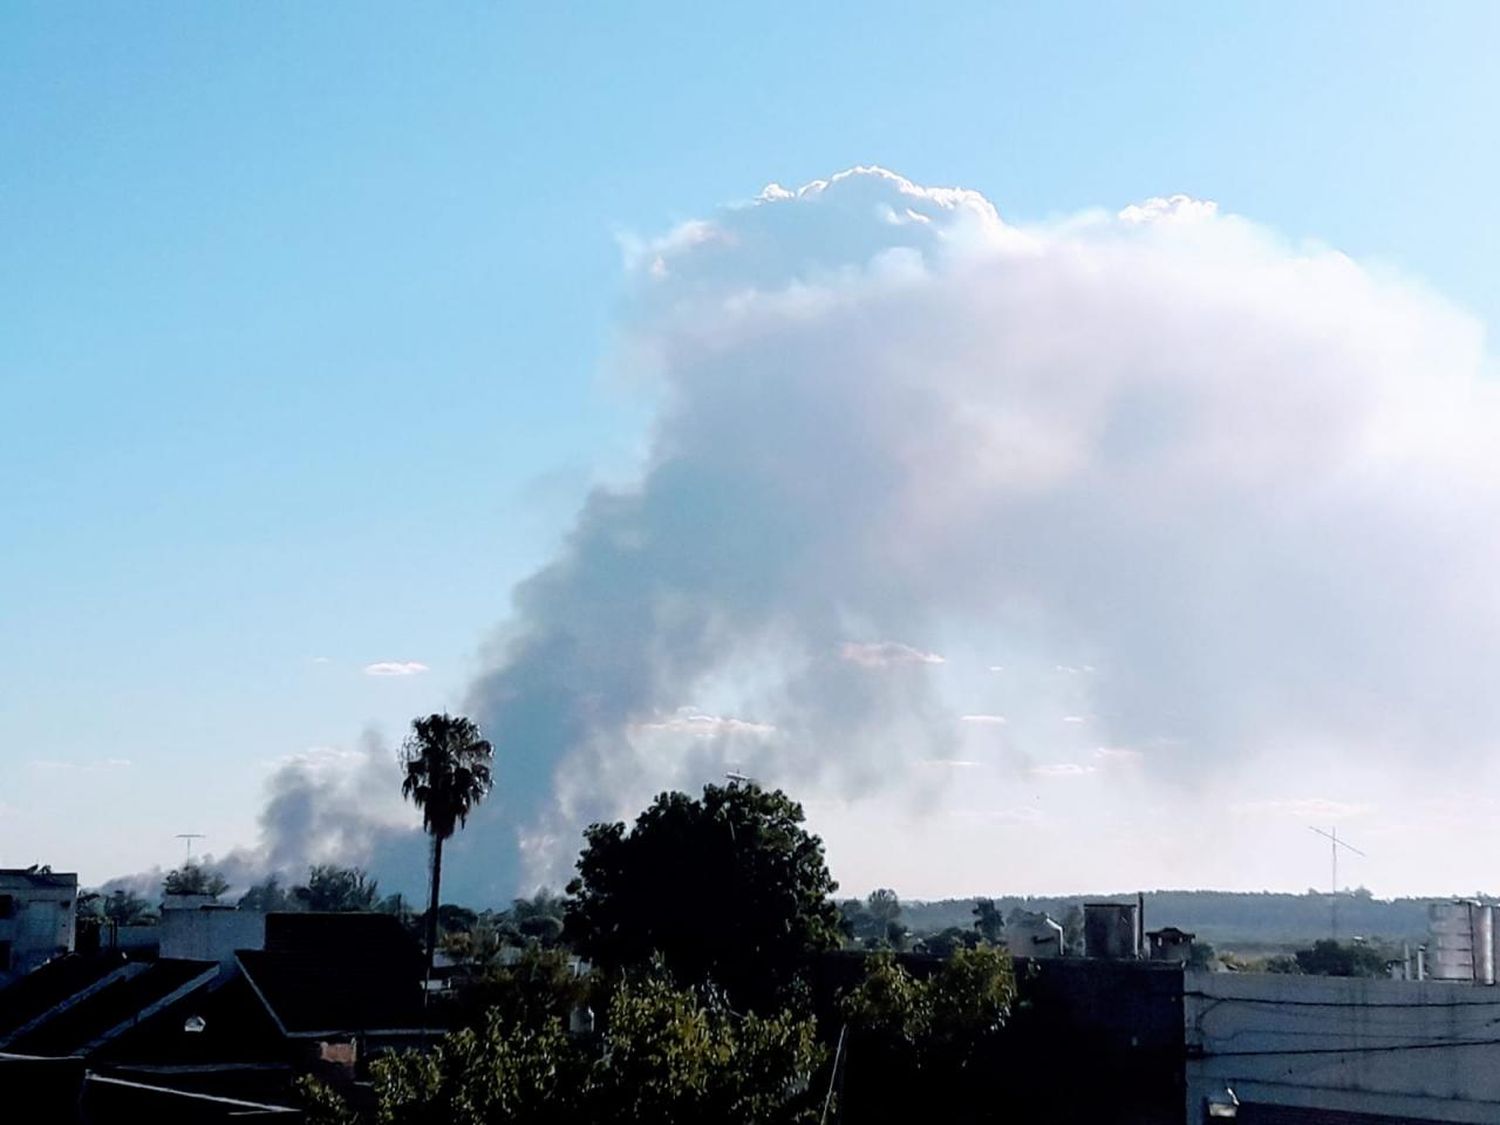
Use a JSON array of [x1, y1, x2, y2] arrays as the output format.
[[0, 895, 14, 919]]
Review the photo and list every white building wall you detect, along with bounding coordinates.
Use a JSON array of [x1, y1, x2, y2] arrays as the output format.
[[0, 872, 77, 985], [159, 906, 266, 968], [1185, 969, 1500, 1123]]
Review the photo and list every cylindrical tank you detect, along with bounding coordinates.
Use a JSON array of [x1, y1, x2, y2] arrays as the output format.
[[1083, 902, 1140, 960], [1428, 901, 1494, 982], [1473, 904, 1494, 985], [1008, 912, 1065, 958]]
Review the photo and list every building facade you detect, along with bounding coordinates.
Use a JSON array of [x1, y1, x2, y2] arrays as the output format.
[[0, 869, 78, 987], [1185, 969, 1500, 1123]]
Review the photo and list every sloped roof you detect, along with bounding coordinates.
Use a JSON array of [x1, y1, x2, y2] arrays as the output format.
[[238, 913, 429, 1036], [0, 952, 129, 1040], [8, 959, 216, 1057], [93, 973, 288, 1067]]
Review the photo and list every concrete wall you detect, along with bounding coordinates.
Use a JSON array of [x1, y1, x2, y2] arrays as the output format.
[[113, 924, 162, 956], [1185, 969, 1500, 1124], [160, 907, 267, 968], [0, 873, 77, 985]]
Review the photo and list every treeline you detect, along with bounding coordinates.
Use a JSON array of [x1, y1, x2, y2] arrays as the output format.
[[903, 889, 1434, 948], [302, 780, 1021, 1125]]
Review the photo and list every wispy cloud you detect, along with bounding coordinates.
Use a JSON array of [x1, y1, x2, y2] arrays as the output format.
[[1093, 746, 1143, 764], [363, 661, 429, 677], [839, 641, 945, 668], [1030, 762, 1099, 779], [634, 709, 776, 737], [959, 714, 1007, 725], [1060, 715, 1087, 724]]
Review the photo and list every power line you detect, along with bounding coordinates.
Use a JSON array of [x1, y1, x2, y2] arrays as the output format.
[[1199, 1036, 1500, 1058], [1186, 990, 1500, 1010]]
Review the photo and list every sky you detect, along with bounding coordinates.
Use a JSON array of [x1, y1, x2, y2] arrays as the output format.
[[4, 3, 1500, 901]]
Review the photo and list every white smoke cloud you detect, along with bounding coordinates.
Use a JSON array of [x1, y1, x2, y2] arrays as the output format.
[[839, 641, 947, 668], [452, 165, 1500, 898], [207, 165, 1500, 900]]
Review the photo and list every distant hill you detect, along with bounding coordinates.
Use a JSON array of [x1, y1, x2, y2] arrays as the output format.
[[902, 890, 1441, 951]]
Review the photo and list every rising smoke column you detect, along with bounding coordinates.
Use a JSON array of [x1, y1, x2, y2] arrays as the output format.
[[442, 167, 1500, 900]]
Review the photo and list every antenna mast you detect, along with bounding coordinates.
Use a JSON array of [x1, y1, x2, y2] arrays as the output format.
[[176, 833, 206, 864], [1309, 825, 1366, 942]]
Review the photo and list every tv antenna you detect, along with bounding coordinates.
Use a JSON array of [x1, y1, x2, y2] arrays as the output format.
[[1309, 825, 1366, 941], [724, 758, 759, 787], [176, 834, 206, 863]]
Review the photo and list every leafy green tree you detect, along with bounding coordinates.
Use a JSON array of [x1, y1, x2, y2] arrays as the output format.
[[103, 889, 156, 925], [1188, 940, 1217, 970], [918, 926, 979, 957], [400, 712, 495, 979], [238, 877, 292, 912], [565, 783, 841, 1010], [864, 888, 908, 950], [439, 915, 508, 981], [424, 903, 479, 935], [510, 888, 567, 947], [293, 865, 381, 912], [837, 898, 872, 945], [1060, 904, 1085, 955], [447, 943, 589, 1030], [1294, 938, 1390, 977], [326, 1007, 582, 1125], [840, 945, 1017, 1123], [587, 971, 823, 1124], [972, 898, 1004, 944], [301, 970, 823, 1125], [162, 864, 229, 899], [866, 888, 901, 926]]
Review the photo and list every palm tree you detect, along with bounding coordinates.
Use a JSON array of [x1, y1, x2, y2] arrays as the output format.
[[400, 712, 494, 979]]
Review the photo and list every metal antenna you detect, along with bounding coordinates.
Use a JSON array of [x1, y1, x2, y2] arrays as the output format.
[[1309, 826, 1366, 941], [176, 833, 206, 863]]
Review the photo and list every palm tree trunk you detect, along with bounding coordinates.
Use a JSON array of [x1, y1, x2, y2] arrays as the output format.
[[426, 833, 444, 982]]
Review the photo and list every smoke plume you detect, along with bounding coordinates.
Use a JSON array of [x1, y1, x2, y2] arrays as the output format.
[[161, 168, 1500, 902], [407, 167, 1500, 900]]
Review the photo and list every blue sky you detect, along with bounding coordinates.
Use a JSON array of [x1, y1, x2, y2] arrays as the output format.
[[3, 3, 1500, 891]]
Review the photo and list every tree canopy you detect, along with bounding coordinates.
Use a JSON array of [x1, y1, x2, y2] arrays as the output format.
[[162, 864, 229, 899], [302, 968, 824, 1125], [293, 865, 381, 912], [400, 713, 494, 842], [1293, 938, 1392, 977], [840, 945, 1017, 1122], [564, 783, 841, 1009], [400, 712, 495, 977]]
